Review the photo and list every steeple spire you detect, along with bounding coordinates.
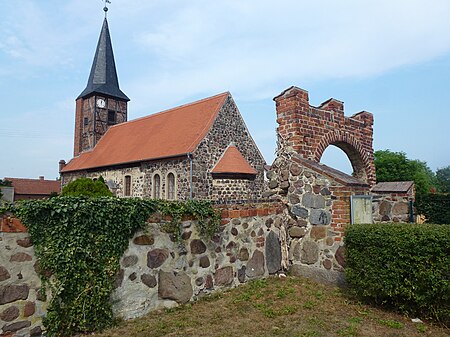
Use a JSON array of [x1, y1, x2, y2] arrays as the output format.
[[77, 17, 129, 101]]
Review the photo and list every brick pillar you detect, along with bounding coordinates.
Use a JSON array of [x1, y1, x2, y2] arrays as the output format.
[[273, 86, 310, 155], [73, 98, 83, 157], [351, 112, 376, 186]]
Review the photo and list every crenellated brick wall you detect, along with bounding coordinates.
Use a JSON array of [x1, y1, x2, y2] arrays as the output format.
[[274, 86, 375, 186]]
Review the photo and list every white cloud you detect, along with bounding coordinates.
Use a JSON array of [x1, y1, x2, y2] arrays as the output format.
[[2, 0, 450, 177], [126, 0, 450, 106]]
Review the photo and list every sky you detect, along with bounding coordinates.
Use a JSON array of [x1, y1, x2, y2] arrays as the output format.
[[1, 0, 449, 180]]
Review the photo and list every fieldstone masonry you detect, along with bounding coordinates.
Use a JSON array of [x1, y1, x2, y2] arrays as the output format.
[[266, 147, 369, 285], [265, 86, 413, 285], [1, 86, 416, 335], [0, 216, 46, 337], [0, 203, 286, 334], [112, 203, 286, 319], [63, 95, 266, 203]]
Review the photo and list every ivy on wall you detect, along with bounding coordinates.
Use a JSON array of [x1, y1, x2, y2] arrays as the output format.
[[8, 196, 220, 336]]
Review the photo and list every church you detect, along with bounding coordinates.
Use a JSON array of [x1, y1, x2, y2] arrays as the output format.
[[59, 17, 266, 202]]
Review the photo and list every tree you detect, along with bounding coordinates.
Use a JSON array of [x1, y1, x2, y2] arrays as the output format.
[[374, 150, 436, 195], [436, 166, 450, 193], [0, 179, 12, 201], [61, 177, 113, 197]]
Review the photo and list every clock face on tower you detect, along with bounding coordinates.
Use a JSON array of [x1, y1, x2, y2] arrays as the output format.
[[96, 98, 106, 108]]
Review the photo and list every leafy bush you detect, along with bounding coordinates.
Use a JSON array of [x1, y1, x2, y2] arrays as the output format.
[[345, 223, 450, 325], [61, 177, 113, 197], [11, 196, 220, 336], [415, 193, 450, 224]]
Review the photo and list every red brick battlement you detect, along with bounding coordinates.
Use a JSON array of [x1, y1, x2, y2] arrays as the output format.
[[274, 86, 375, 186]]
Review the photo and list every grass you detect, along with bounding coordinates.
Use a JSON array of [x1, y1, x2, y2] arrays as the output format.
[[88, 276, 449, 337]]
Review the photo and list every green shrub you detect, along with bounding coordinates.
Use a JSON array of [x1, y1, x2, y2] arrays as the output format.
[[345, 223, 450, 325], [415, 193, 450, 224], [61, 177, 113, 197]]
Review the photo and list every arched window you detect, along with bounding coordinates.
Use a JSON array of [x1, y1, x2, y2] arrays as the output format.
[[124, 175, 131, 197], [153, 174, 161, 199], [166, 172, 176, 200]]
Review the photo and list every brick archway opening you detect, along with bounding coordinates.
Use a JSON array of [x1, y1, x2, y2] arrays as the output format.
[[318, 141, 367, 182]]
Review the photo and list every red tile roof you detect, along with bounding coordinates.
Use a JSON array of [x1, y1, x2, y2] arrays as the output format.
[[5, 177, 61, 195], [211, 145, 257, 175], [62, 92, 229, 172]]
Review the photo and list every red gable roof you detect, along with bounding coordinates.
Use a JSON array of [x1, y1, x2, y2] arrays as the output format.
[[211, 145, 257, 175], [62, 92, 229, 172], [5, 177, 61, 195]]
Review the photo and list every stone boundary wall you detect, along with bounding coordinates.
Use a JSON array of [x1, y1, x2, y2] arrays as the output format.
[[0, 202, 286, 335], [372, 193, 412, 223], [266, 151, 370, 286], [0, 216, 45, 337]]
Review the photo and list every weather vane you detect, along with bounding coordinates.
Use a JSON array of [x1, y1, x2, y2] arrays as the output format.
[[103, 0, 111, 17]]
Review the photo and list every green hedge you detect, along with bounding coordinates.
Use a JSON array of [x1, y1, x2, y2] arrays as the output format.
[[415, 193, 450, 224], [345, 223, 450, 325]]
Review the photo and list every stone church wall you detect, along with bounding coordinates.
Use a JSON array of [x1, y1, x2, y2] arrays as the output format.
[[191, 95, 266, 201], [62, 96, 266, 202], [61, 157, 191, 200], [0, 203, 286, 335]]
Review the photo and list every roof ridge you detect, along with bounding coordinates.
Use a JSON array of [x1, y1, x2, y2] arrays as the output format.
[[109, 91, 229, 130]]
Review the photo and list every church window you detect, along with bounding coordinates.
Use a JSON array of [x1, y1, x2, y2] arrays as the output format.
[[166, 172, 176, 200], [153, 174, 161, 199], [84, 117, 88, 126], [124, 175, 131, 196], [108, 110, 116, 125]]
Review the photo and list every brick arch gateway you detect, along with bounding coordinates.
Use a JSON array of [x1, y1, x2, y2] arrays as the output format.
[[314, 130, 373, 184], [274, 86, 376, 186]]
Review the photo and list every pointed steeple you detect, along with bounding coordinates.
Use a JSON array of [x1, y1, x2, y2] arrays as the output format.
[[78, 18, 129, 101]]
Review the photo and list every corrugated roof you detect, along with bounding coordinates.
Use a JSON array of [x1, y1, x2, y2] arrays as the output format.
[[371, 181, 414, 193], [5, 177, 61, 195], [62, 92, 229, 172], [211, 145, 257, 174]]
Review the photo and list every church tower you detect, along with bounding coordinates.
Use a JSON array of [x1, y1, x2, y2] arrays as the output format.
[[73, 16, 129, 157]]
